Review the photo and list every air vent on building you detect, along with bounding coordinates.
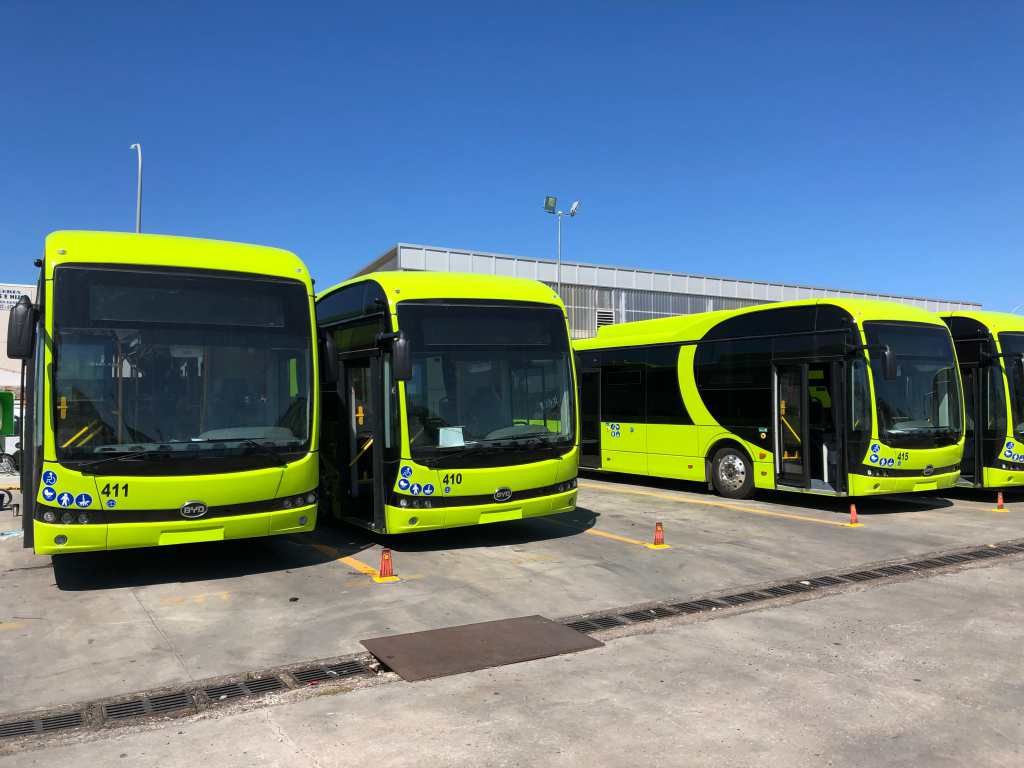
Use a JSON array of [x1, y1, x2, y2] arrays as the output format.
[[596, 310, 615, 327]]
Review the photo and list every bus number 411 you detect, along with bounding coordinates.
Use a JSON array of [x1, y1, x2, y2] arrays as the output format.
[[101, 483, 129, 498]]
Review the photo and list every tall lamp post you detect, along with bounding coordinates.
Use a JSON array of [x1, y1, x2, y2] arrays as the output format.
[[543, 196, 581, 298], [130, 143, 143, 233]]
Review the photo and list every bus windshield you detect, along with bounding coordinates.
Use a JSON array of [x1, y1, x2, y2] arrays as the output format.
[[863, 322, 962, 448], [999, 332, 1024, 439], [53, 266, 312, 469], [398, 302, 574, 467]]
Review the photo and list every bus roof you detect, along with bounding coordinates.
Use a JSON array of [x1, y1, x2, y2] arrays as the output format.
[[44, 231, 311, 286], [316, 270, 564, 309], [575, 298, 948, 350], [941, 310, 1024, 335]]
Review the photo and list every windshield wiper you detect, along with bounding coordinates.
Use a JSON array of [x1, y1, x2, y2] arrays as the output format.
[[190, 437, 289, 467], [75, 445, 175, 472]]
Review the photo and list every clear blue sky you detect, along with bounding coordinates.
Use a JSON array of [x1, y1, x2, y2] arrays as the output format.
[[3, 2, 1022, 307]]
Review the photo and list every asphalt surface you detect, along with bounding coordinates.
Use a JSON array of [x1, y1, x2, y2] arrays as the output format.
[[3, 555, 1021, 767]]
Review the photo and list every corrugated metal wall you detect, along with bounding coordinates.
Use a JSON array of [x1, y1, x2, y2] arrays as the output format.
[[357, 243, 982, 339]]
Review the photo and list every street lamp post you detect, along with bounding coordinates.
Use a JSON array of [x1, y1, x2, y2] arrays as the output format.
[[543, 196, 580, 298], [130, 143, 143, 233]]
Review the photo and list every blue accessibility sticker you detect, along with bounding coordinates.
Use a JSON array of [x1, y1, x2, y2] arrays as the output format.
[[41, 486, 56, 502], [400, 466, 413, 478], [444, 486, 451, 494], [42, 470, 58, 486], [423, 483, 435, 496], [397, 478, 410, 491], [75, 493, 93, 508], [409, 483, 422, 495], [106, 499, 117, 508], [871, 443, 881, 453], [56, 492, 74, 508]]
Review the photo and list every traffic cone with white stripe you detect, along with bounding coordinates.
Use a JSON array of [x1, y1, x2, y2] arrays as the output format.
[[373, 549, 400, 583], [647, 521, 670, 549]]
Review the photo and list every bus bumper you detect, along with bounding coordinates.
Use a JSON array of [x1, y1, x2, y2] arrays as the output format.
[[982, 466, 1024, 489], [383, 489, 577, 534], [847, 471, 960, 497], [33, 504, 317, 555]]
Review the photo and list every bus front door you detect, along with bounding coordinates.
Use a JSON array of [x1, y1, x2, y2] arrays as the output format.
[[775, 365, 808, 487], [579, 369, 601, 469], [775, 362, 843, 492], [341, 355, 385, 528], [959, 364, 980, 485]]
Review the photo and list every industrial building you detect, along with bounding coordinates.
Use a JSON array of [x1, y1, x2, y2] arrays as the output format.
[[0, 283, 35, 392], [355, 243, 981, 338]]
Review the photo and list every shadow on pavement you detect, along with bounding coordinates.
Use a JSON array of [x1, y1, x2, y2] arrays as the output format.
[[50, 530, 365, 591], [579, 468, 957, 516], [353, 506, 599, 553]]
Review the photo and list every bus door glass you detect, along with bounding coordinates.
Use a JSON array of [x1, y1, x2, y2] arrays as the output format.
[[775, 364, 808, 487], [342, 356, 383, 526], [960, 364, 980, 483], [579, 366, 601, 469]]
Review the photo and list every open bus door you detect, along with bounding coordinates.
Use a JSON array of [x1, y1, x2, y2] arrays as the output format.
[[774, 361, 845, 493], [338, 354, 386, 530]]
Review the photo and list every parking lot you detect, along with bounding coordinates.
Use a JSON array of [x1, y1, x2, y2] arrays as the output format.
[[3, 472, 1024, 725]]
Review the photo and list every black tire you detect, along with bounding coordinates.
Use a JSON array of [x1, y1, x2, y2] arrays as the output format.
[[711, 446, 754, 499]]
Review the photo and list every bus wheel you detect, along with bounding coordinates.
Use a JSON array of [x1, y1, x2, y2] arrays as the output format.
[[711, 447, 753, 499]]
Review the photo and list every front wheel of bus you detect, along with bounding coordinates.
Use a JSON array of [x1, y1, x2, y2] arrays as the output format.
[[711, 447, 753, 499]]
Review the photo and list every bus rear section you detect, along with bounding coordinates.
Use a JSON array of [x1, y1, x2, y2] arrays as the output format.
[[316, 273, 578, 533], [575, 300, 963, 499], [10, 231, 320, 555], [942, 311, 1024, 490]]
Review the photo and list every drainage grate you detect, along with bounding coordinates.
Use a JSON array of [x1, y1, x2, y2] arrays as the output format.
[[104, 700, 145, 720], [245, 677, 286, 694], [565, 619, 599, 633], [671, 598, 725, 613], [718, 591, 770, 606], [40, 713, 83, 732], [292, 660, 370, 685], [966, 549, 1000, 559], [874, 564, 915, 576], [907, 559, 946, 570], [839, 570, 886, 582], [205, 683, 246, 702], [620, 609, 660, 623], [765, 585, 811, 598], [807, 576, 844, 587], [205, 676, 285, 704], [0, 720, 35, 738], [104, 692, 192, 721], [591, 615, 626, 629]]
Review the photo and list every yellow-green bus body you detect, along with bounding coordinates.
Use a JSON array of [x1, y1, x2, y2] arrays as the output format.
[[316, 272, 578, 533], [941, 311, 1024, 489], [575, 299, 964, 498], [19, 232, 319, 555]]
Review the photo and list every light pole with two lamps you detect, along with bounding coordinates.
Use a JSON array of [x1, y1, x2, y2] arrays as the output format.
[[543, 195, 580, 299]]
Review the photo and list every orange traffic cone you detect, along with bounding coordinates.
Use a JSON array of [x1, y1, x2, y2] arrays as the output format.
[[995, 491, 1007, 512], [646, 521, 670, 549], [373, 549, 399, 583], [846, 503, 863, 528]]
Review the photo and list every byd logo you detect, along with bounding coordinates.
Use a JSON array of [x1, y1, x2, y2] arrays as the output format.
[[493, 487, 513, 503], [180, 501, 209, 519]]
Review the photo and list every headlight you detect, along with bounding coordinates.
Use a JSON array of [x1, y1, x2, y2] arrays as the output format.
[[282, 498, 293, 509], [77, 513, 88, 524], [42, 510, 56, 523], [305, 492, 317, 504], [61, 512, 74, 524]]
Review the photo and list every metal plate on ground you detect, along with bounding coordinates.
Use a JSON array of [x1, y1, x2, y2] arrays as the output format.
[[361, 615, 603, 682]]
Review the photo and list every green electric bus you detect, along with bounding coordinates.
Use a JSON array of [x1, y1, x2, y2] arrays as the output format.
[[940, 311, 1024, 489], [316, 272, 578, 533], [574, 299, 963, 499], [7, 231, 320, 555]]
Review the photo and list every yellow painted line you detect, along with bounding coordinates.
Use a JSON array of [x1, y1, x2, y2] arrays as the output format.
[[546, 517, 669, 549], [311, 543, 399, 583], [0, 622, 24, 631], [579, 481, 854, 529]]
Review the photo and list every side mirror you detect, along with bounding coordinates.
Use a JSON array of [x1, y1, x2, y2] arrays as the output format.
[[7, 296, 36, 360], [392, 331, 412, 382], [882, 345, 897, 380], [319, 331, 339, 386]]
